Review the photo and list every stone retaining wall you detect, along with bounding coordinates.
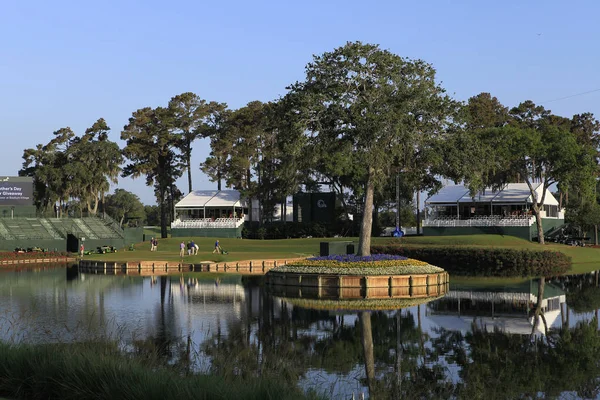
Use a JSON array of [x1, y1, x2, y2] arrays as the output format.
[[1, 257, 75, 265], [266, 270, 449, 299], [78, 258, 304, 275]]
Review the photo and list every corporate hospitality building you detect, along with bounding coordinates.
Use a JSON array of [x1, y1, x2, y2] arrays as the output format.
[[171, 189, 336, 238], [423, 183, 564, 241]]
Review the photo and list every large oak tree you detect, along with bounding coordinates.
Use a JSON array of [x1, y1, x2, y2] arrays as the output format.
[[462, 101, 597, 244], [20, 121, 121, 216], [288, 41, 456, 255], [104, 189, 145, 227]]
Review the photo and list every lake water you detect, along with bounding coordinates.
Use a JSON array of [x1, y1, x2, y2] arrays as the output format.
[[1, 264, 599, 399]]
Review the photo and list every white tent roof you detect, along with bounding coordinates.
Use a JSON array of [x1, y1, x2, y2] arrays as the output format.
[[427, 183, 560, 206], [205, 190, 243, 207], [425, 185, 469, 205], [175, 190, 244, 209], [535, 184, 559, 206]]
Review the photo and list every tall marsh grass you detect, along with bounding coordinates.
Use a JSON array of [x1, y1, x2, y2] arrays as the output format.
[[0, 342, 324, 400]]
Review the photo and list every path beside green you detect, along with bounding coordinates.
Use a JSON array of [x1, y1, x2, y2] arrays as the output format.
[[85, 235, 600, 274]]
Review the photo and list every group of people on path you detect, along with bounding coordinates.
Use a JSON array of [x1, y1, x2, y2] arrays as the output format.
[[180, 240, 199, 256], [180, 240, 200, 257]]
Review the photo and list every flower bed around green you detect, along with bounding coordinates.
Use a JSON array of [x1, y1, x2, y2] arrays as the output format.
[[273, 254, 444, 275], [0, 251, 70, 262]]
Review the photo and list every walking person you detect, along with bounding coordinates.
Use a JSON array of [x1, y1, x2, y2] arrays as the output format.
[[79, 243, 85, 257], [193, 241, 199, 255], [150, 237, 155, 251], [213, 239, 220, 254], [179, 241, 185, 257]]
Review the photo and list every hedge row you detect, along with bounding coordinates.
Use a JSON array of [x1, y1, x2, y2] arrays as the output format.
[[370, 245, 571, 277], [242, 222, 340, 239]]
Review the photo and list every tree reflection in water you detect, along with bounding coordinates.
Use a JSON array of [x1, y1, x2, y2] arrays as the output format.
[[430, 276, 600, 400], [65, 272, 600, 398], [200, 276, 600, 399], [130, 276, 191, 374], [7, 268, 600, 399]]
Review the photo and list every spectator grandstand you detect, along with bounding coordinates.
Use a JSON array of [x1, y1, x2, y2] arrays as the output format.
[[0, 176, 141, 251], [0, 215, 137, 252]]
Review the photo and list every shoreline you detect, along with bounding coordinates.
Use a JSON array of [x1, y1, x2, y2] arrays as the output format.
[[78, 257, 305, 275], [0, 257, 76, 266]]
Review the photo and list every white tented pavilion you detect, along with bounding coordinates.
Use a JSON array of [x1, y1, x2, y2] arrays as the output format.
[[171, 190, 248, 229], [424, 183, 563, 228]]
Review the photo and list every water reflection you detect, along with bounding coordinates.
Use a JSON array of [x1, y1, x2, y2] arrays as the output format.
[[428, 277, 565, 335], [1, 265, 600, 399]]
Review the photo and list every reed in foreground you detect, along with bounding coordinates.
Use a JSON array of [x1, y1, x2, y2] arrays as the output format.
[[0, 343, 324, 400]]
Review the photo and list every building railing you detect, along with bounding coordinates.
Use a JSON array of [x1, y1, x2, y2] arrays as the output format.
[[98, 213, 126, 238], [171, 217, 245, 229], [423, 215, 536, 227]]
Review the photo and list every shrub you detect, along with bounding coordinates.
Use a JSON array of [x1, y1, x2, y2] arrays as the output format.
[[257, 227, 267, 240], [242, 222, 339, 239], [370, 245, 571, 277], [309, 223, 328, 238]]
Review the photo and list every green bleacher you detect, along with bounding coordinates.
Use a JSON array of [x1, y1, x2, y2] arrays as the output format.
[[72, 218, 98, 239], [39, 218, 63, 239], [46, 217, 124, 240], [80, 218, 124, 239], [2, 218, 58, 240], [0, 220, 15, 240], [46, 218, 78, 238], [0, 216, 125, 244]]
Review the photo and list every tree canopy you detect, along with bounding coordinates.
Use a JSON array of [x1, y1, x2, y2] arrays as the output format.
[[168, 92, 226, 194], [460, 97, 599, 244], [288, 41, 458, 254], [121, 107, 182, 238], [19, 44, 600, 245], [104, 189, 145, 227], [20, 120, 122, 216]]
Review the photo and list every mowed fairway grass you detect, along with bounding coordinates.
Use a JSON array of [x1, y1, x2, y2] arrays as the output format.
[[86, 236, 326, 263], [84, 234, 600, 275]]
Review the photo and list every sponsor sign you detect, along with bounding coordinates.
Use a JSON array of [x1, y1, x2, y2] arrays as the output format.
[[0, 177, 34, 206]]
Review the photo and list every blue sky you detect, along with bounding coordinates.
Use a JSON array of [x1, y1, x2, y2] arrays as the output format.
[[1, 0, 599, 204]]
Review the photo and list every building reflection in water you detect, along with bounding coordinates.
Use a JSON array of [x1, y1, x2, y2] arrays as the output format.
[[426, 278, 566, 335]]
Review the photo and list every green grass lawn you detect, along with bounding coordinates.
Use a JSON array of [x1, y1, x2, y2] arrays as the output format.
[[82, 234, 600, 275], [85, 236, 332, 263]]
